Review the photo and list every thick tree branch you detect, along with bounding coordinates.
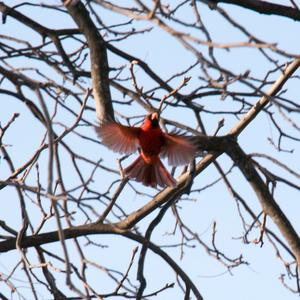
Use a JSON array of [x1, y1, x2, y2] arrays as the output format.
[[64, 1, 114, 121], [0, 223, 122, 253], [206, 0, 300, 21]]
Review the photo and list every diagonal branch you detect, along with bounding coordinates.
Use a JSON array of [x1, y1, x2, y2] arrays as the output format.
[[205, 0, 300, 22], [230, 58, 300, 136], [226, 141, 300, 269]]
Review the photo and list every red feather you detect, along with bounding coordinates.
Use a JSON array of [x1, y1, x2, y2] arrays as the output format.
[[95, 114, 197, 188], [161, 131, 197, 166], [95, 121, 140, 154]]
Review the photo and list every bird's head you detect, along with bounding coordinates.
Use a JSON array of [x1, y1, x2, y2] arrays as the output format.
[[145, 112, 159, 128]]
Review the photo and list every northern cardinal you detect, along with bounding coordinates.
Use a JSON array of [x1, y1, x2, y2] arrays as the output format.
[[95, 112, 197, 188]]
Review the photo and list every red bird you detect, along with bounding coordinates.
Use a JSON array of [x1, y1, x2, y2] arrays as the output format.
[[95, 112, 197, 188]]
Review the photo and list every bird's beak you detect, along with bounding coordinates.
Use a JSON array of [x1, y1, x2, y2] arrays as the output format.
[[151, 112, 159, 120]]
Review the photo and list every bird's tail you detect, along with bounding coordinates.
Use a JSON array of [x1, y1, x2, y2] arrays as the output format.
[[124, 155, 176, 188]]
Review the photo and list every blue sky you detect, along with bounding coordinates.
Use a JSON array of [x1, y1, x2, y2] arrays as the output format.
[[0, 0, 300, 299]]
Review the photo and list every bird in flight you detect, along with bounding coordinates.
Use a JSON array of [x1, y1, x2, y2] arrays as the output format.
[[95, 112, 197, 188]]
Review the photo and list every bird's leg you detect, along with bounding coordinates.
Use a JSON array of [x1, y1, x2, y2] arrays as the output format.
[[183, 160, 196, 194], [117, 157, 126, 179]]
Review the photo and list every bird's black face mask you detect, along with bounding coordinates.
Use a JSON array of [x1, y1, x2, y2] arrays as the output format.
[[149, 113, 159, 128]]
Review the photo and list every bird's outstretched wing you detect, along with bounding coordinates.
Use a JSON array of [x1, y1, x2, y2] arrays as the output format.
[[161, 131, 197, 166], [95, 121, 140, 154]]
